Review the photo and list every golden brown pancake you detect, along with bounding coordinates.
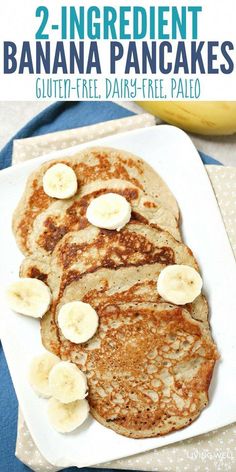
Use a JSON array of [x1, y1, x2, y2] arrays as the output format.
[[40, 264, 209, 360], [20, 221, 194, 294], [27, 178, 181, 258], [46, 222, 198, 300], [13, 147, 179, 254], [13, 146, 218, 439], [33, 223, 199, 363], [58, 302, 218, 438]]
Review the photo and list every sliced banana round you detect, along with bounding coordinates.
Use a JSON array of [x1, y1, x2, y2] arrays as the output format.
[[43, 163, 78, 199], [86, 192, 131, 231], [6, 278, 52, 318], [157, 265, 203, 305], [58, 301, 99, 344], [49, 361, 88, 403], [29, 352, 60, 398], [48, 397, 89, 433]]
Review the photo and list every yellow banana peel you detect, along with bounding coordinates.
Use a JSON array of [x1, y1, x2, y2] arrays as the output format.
[[136, 101, 236, 136]]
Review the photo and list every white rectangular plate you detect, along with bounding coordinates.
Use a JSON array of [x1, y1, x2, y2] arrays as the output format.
[[0, 126, 236, 469]]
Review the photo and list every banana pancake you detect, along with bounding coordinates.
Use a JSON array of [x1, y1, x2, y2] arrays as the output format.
[[41, 265, 208, 359], [20, 222, 199, 356], [39, 263, 208, 358], [31, 222, 200, 357], [27, 179, 181, 258], [13, 146, 179, 255], [42, 222, 198, 300], [59, 265, 208, 324], [54, 301, 218, 438], [20, 221, 193, 291], [11, 144, 219, 440], [45, 264, 209, 362], [12, 146, 219, 440]]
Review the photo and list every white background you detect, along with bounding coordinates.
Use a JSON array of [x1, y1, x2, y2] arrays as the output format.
[[0, 0, 236, 100]]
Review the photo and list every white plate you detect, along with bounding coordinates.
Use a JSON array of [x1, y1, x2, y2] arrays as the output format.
[[0, 125, 236, 468]]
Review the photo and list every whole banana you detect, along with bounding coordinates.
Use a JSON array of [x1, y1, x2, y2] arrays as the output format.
[[137, 101, 236, 136]]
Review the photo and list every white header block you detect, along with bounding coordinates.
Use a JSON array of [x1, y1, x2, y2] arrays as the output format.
[[0, 0, 235, 100]]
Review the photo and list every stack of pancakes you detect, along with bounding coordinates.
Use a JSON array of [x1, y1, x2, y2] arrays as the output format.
[[13, 147, 218, 438]]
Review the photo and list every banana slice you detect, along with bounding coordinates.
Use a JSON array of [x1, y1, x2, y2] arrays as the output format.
[[29, 352, 60, 398], [49, 361, 88, 403], [43, 163, 78, 199], [58, 301, 98, 344], [157, 265, 203, 305], [86, 192, 131, 230], [6, 278, 52, 318], [48, 397, 89, 433]]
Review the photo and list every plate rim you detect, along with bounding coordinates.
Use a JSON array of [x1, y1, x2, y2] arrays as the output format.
[[0, 124, 235, 467]]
